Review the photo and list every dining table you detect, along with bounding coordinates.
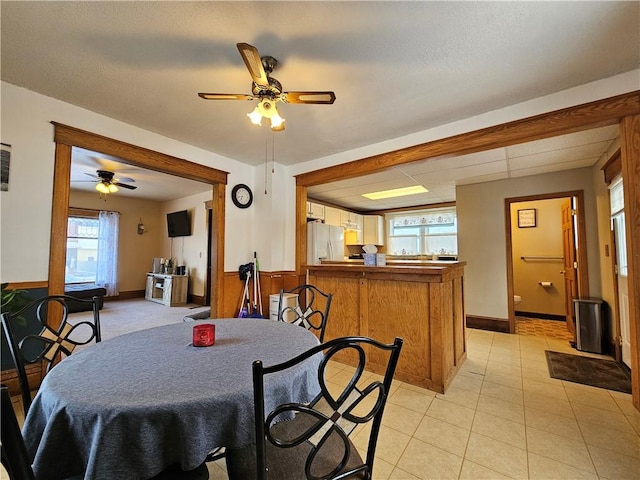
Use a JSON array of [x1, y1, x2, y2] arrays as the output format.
[[22, 318, 322, 480]]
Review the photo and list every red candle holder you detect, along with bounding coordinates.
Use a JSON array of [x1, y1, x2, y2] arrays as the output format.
[[193, 323, 215, 347]]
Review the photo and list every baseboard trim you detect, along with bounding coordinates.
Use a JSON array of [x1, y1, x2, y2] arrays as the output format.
[[188, 294, 206, 306], [466, 315, 510, 333], [515, 311, 565, 321], [108, 290, 145, 301]]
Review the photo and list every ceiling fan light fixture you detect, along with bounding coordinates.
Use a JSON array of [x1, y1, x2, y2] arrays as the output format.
[[247, 107, 263, 125], [257, 98, 277, 118], [96, 182, 110, 194], [108, 183, 119, 193], [270, 113, 285, 131]]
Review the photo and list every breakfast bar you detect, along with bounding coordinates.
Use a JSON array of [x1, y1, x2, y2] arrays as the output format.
[[306, 262, 466, 393]]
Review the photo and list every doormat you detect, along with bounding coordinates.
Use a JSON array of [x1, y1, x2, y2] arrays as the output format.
[[545, 351, 631, 394]]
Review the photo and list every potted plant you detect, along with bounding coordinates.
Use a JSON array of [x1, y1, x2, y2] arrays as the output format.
[[1, 283, 31, 325], [165, 258, 174, 275]]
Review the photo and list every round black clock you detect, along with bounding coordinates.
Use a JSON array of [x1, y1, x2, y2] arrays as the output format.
[[231, 184, 253, 209]]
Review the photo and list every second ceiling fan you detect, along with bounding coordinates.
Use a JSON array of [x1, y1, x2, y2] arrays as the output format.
[[198, 43, 336, 131]]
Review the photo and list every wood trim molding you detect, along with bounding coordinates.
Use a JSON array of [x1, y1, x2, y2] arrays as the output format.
[[296, 91, 640, 187], [602, 149, 622, 185], [52, 123, 229, 184], [620, 114, 640, 410], [466, 315, 510, 333], [2, 281, 48, 290], [49, 124, 227, 324]]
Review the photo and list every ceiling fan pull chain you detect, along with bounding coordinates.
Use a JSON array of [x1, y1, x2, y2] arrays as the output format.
[[264, 125, 269, 195]]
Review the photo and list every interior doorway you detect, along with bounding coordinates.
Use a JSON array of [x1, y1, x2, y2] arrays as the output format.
[[505, 190, 590, 336]]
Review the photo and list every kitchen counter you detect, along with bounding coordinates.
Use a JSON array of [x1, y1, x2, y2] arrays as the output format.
[[305, 262, 466, 393]]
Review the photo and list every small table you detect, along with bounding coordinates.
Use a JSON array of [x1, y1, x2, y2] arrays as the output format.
[[23, 319, 322, 480]]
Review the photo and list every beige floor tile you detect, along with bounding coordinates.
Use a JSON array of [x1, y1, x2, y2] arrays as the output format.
[[352, 424, 411, 465], [464, 432, 528, 479], [482, 370, 523, 390], [524, 390, 574, 418], [572, 402, 637, 434], [480, 380, 524, 405], [489, 351, 522, 367], [526, 426, 595, 472], [371, 456, 394, 480], [388, 467, 420, 479], [588, 444, 640, 480], [521, 365, 564, 385], [396, 438, 463, 480], [472, 410, 526, 449], [610, 392, 640, 417], [626, 414, 640, 436], [381, 402, 425, 436], [564, 386, 622, 412], [527, 452, 598, 480], [524, 407, 583, 441], [485, 361, 522, 378], [388, 386, 435, 414], [579, 419, 640, 459], [449, 371, 484, 393], [476, 393, 525, 424], [435, 385, 480, 410], [458, 459, 512, 479], [426, 397, 476, 430], [522, 377, 568, 400], [412, 415, 471, 457]]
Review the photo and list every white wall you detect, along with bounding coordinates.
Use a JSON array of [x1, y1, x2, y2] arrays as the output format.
[[0, 82, 261, 282], [457, 168, 600, 320]]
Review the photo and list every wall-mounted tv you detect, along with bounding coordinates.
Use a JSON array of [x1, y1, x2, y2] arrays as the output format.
[[167, 210, 191, 237]]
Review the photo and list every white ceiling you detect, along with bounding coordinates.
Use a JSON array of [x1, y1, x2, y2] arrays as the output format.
[[1, 2, 637, 206]]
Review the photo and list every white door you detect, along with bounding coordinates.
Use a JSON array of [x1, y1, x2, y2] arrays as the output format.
[[612, 215, 631, 367]]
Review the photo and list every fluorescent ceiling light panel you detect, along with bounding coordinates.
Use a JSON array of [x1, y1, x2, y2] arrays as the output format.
[[362, 185, 428, 200]]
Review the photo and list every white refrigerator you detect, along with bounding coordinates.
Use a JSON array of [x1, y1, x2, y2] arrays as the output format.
[[307, 222, 345, 264]]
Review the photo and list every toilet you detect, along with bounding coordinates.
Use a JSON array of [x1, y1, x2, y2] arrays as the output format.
[[514, 295, 522, 306]]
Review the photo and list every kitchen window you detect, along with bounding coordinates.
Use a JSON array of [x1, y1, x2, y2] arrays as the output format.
[[386, 207, 458, 256]]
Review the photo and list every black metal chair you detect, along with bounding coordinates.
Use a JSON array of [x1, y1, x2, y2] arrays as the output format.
[[1, 294, 102, 415], [225, 336, 403, 480], [1, 384, 36, 480], [277, 284, 332, 342]]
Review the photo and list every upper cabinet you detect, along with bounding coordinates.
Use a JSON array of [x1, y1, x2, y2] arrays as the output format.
[[324, 206, 342, 227], [340, 211, 362, 231], [363, 215, 385, 246], [306, 201, 325, 220]]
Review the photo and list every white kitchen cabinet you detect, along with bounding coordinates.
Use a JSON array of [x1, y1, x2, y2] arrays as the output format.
[[145, 273, 188, 306], [363, 215, 385, 245], [340, 210, 361, 230], [324, 206, 342, 227], [306, 201, 325, 220]]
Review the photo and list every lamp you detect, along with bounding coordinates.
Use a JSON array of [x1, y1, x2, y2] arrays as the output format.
[[95, 182, 119, 194], [247, 98, 285, 131]]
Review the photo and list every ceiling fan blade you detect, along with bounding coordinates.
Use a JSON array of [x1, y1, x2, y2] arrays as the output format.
[[84, 172, 100, 179], [281, 91, 336, 104], [115, 182, 137, 190], [114, 177, 135, 183], [198, 93, 254, 101], [236, 42, 269, 87]]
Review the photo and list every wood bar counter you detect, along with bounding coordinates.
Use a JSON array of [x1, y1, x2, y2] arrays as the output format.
[[307, 262, 466, 393]]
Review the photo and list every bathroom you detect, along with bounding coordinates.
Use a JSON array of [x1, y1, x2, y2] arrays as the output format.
[[510, 197, 573, 339]]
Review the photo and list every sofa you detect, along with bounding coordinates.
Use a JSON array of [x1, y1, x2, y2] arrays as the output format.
[[64, 284, 107, 313]]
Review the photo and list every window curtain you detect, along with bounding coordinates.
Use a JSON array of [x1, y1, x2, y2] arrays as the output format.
[[96, 211, 120, 296]]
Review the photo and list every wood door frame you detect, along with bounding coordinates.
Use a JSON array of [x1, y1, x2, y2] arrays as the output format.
[[49, 123, 228, 319], [294, 91, 639, 410], [504, 191, 588, 335]]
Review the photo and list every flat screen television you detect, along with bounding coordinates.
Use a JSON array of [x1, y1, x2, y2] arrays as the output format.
[[167, 210, 191, 237]]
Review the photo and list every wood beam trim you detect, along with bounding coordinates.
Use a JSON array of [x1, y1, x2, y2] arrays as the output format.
[[620, 114, 640, 410], [52, 122, 229, 185], [297, 91, 640, 187]]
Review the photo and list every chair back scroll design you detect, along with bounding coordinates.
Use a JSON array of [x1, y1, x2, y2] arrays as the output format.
[[229, 335, 403, 480], [1, 384, 36, 480], [277, 284, 332, 342], [1, 295, 102, 414]]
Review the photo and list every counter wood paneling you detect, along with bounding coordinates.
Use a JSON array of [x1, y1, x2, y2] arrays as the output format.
[[307, 263, 466, 393]]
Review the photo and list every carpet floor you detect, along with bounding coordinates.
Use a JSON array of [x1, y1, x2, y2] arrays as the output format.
[[545, 350, 632, 394]]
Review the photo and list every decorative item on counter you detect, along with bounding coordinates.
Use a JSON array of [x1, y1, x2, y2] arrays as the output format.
[[193, 323, 215, 347], [363, 244, 377, 266]]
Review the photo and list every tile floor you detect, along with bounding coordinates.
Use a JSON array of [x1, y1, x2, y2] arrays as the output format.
[[515, 317, 575, 342], [205, 328, 640, 480]]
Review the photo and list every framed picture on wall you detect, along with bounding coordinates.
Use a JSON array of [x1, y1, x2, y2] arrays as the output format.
[[517, 208, 537, 228]]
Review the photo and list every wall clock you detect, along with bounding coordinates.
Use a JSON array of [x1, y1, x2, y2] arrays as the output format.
[[231, 184, 253, 209]]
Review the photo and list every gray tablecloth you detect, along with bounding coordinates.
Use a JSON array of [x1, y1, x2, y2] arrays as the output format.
[[23, 319, 322, 480]]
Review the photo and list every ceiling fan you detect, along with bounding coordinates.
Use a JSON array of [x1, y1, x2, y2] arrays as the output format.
[[198, 42, 336, 132], [83, 170, 137, 194]]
